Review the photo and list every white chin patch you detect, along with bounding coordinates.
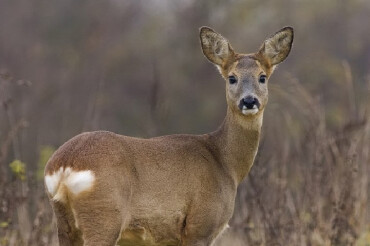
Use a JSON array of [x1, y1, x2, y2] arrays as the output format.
[[242, 105, 259, 115]]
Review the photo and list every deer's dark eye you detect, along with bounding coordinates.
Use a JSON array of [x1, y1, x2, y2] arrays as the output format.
[[259, 75, 267, 83], [228, 76, 237, 84]]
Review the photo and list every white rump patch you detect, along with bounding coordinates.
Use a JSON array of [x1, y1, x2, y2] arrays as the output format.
[[45, 168, 64, 195], [45, 167, 95, 202], [64, 169, 95, 195]]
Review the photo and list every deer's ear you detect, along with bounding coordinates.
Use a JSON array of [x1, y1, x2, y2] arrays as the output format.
[[200, 27, 235, 67], [258, 27, 294, 66]]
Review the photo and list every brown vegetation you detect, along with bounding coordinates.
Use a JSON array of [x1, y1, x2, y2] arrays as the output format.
[[0, 0, 369, 245]]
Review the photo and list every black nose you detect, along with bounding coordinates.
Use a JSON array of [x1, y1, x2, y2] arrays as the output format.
[[239, 96, 260, 110]]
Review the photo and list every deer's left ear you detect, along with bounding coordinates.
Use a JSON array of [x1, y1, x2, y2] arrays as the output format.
[[258, 27, 294, 66], [200, 27, 235, 68]]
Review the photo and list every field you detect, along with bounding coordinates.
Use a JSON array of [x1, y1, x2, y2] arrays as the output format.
[[0, 0, 369, 245]]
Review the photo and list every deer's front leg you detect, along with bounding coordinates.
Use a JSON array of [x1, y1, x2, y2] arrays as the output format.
[[181, 201, 233, 246], [181, 239, 213, 246], [181, 222, 227, 246]]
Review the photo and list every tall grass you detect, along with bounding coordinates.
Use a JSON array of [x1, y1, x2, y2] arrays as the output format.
[[217, 67, 370, 246], [1, 66, 369, 245]]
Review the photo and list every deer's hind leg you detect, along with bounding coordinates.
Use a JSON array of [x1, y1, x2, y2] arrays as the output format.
[[52, 200, 83, 246], [70, 191, 129, 246]]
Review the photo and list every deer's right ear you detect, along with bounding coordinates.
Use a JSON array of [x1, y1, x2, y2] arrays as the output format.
[[200, 27, 235, 67], [258, 27, 294, 66]]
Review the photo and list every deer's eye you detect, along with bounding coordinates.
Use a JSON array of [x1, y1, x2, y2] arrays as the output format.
[[259, 75, 267, 83], [228, 76, 237, 84]]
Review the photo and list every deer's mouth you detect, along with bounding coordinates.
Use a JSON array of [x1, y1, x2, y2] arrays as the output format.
[[241, 105, 259, 115], [238, 96, 260, 116]]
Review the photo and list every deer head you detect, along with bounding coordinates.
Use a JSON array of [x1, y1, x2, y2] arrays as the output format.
[[200, 27, 294, 121]]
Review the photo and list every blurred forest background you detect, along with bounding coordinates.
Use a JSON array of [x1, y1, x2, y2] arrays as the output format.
[[0, 0, 369, 245]]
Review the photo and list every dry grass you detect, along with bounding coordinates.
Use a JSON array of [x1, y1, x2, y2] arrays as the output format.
[[215, 69, 370, 246], [1, 55, 369, 246], [0, 24, 370, 246]]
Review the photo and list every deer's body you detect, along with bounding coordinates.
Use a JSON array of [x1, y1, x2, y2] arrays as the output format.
[[45, 27, 293, 246]]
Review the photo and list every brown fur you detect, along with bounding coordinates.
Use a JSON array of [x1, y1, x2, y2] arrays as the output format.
[[45, 26, 293, 246]]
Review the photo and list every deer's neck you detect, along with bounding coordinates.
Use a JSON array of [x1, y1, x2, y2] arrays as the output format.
[[211, 109, 263, 184]]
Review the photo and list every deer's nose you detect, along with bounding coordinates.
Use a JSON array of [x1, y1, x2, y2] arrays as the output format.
[[239, 96, 260, 110]]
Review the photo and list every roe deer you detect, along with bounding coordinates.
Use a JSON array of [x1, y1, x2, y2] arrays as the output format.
[[45, 26, 294, 246]]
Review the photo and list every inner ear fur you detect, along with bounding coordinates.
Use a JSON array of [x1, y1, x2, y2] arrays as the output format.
[[200, 27, 235, 68], [258, 27, 294, 66]]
